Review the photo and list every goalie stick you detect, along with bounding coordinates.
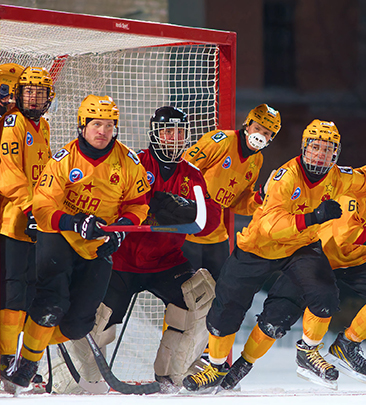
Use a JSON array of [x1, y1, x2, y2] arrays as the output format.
[[85, 333, 160, 395], [100, 185, 206, 235], [57, 343, 109, 394]]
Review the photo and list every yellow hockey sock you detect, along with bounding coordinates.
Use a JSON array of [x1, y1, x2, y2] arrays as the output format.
[[345, 305, 366, 342], [242, 323, 275, 363], [48, 326, 69, 345], [21, 317, 55, 362], [208, 332, 235, 363], [302, 307, 331, 345], [0, 309, 26, 355]]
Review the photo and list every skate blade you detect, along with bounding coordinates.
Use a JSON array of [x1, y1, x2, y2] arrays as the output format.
[[13, 384, 33, 397], [1, 378, 17, 394], [325, 353, 366, 384], [296, 366, 338, 390]]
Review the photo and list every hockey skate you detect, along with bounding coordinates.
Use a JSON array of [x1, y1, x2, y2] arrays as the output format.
[[11, 357, 39, 392], [155, 374, 180, 394], [0, 355, 17, 394], [296, 339, 338, 390], [183, 362, 229, 392], [219, 355, 253, 391], [326, 332, 366, 383]]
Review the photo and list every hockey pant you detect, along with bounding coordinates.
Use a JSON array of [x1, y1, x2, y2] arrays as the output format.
[[181, 239, 230, 281], [22, 232, 112, 362], [206, 241, 339, 338], [0, 235, 35, 355]]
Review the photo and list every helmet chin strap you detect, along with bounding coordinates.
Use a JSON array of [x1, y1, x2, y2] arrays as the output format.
[[245, 130, 268, 150]]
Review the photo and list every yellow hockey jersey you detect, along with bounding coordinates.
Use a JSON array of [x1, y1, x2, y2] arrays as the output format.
[[184, 129, 263, 244], [0, 108, 51, 241], [33, 138, 150, 260], [318, 195, 366, 269], [237, 156, 366, 260]]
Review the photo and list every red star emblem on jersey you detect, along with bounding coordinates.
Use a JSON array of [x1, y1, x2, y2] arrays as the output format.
[[229, 177, 238, 188], [296, 203, 309, 212], [37, 149, 44, 160], [83, 182, 95, 192]]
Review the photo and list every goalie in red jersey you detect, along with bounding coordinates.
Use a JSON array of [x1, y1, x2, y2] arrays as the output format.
[[51, 106, 221, 394]]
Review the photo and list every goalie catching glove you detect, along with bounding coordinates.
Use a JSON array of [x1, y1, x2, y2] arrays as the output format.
[[149, 191, 197, 225]]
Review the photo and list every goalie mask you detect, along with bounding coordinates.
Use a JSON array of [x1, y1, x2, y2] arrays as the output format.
[[148, 106, 190, 163], [15, 66, 55, 120], [243, 104, 281, 150], [302, 119, 341, 176]]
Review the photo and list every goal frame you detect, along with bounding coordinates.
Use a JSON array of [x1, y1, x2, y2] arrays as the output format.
[[0, 4, 236, 245], [0, 4, 236, 380]]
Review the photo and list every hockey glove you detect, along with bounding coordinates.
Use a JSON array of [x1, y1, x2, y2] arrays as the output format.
[[59, 213, 107, 240], [304, 199, 342, 227], [24, 211, 37, 242], [96, 231, 124, 258], [149, 191, 197, 225]]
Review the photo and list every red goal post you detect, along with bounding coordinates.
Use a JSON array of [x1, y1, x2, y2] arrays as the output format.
[[0, 4, 236, 383]]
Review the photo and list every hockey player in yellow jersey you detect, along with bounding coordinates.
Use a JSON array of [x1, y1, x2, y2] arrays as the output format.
[[8, 95, 150, 390], [183, 119, 366, 392], [182, 104, 281, 280], [226, 191, 366, 389], [0, 66, 54, 387], [0, 63, 24, 118]]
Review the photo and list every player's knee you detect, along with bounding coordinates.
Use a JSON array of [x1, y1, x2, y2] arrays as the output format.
[[307, 291, 339, 317], [257, 318, 286, 339], [29, 305, 65, 327]]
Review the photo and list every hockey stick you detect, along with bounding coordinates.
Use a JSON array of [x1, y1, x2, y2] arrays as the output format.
[[45, 346, 53, 394], [85, 333, 160, 395], [100, 185, 206, 235], [57, 343, 109, 394], [109, 293, 138, 369]]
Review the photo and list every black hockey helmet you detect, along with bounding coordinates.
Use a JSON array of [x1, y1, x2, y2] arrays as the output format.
[[148, 106, 190, 163]]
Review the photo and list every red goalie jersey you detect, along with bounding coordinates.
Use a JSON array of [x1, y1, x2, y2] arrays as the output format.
[[112, 148, 221, 273]]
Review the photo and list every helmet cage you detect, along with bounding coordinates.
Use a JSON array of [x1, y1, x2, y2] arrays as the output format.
[[302, 138, 341, 175], [0, 63, 24, 101], [16, 85, 53, 120], [148, 121, 190, 163]]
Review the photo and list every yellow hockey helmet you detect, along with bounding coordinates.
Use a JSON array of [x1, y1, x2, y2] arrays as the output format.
[[0, 63, 24, 99], [78, 95, 119, 128], [302, 119, 341, 175], [243, 104, 281, 139], [15, 66, 55, 120]]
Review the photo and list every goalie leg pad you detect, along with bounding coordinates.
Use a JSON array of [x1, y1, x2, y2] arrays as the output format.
[[46, 303, 115, 394], [154, 269, 216, 385]]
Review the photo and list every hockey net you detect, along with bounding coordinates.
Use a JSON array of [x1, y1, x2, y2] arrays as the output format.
[[0, 5, 236, 383]]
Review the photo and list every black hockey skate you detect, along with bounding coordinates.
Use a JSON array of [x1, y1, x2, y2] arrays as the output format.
[[11, 357, 39, 389], [326, 332, 366, 383], [296, 339, 338, 390], [220, 355, 253, 391], [183, 362, 229, 392]]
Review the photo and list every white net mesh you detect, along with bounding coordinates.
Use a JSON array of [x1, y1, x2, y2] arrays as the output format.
[[1, 15, 221, 383]]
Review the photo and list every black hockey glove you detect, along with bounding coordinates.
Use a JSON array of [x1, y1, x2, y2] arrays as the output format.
[[59, 213, 107, 240], [24, 211, 37, 242], [96, 231, 124, 258], [304, 199, 342, 227], [149, 191, 197, 225]]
